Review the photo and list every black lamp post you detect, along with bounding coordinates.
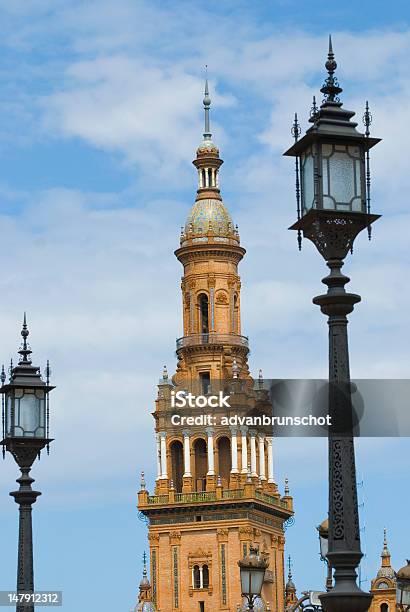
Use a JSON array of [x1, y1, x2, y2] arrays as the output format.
[[396, 561, 410, 611], [284, 37, 381, 612], [1, 316, 54, 612], [238, 546, 268, 610]]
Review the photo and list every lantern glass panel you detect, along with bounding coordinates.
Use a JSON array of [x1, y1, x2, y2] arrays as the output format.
[[301, 148, 315, 214], [398, 585, 410, 605], [240, 568, 251, 595], [319, 533, 328, 559], [321, 144, 364, 212], [13, 388, 45, 438], [5, 392, 13, 436], [250, 567, 265, 596]]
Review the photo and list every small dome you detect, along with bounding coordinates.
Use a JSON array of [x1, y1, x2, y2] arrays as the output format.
[[377, 566, 395, 580], [139, 575, 150, 589], [185, 198, 233, 236], [286, 577, 296, 591], [197, 138, 219, 155]]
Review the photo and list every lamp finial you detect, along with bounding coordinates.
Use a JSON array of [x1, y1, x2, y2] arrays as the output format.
[[321, 34, 343, 103], [18, 313, 32, 364]]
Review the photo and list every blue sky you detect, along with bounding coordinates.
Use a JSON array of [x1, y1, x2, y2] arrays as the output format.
[[0, 1, 410, 610]]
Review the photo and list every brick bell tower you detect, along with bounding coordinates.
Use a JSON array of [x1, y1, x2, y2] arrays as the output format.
[[138, 80, 294, 612]]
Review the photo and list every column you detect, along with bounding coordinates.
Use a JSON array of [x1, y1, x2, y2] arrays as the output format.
[[241, 427, 248, 473], [199, 566, 204, 589], [191, 567, 195, 589], [206, 428, 214, 475], [250, 430, 257, 477], [160, 432, 167, 478], [230, 427, 238, 473], [183, 430, 191, 477], [156, 434, 161, 479], [259, 434, 266, 480], [205, 167, 209, 187], [210, 287, 215, 331], [266, 436, 275, 483]]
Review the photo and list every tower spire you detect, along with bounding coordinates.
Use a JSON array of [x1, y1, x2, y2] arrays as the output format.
[[382, 528, 390, 559], [376, 528, 395, 579], [203, 67, 212, 141], [285, 555, 297, 605]]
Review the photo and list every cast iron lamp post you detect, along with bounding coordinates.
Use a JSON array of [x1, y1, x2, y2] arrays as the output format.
[[1, 316, 54, 612], [317, 518, 333, 592], [396, 561, 410, 611], [284, 37, 381, 612], [238, 546, 268, 610]]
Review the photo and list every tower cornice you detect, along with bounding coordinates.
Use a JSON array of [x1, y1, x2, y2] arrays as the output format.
[[175, 242, 245, 265]]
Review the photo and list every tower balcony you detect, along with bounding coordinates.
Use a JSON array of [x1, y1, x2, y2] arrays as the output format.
[[176, 332, 249, 351]]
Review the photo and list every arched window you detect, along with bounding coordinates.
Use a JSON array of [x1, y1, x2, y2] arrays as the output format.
[[193, 565, 201, 589], [233, 294, 239, 333], [208, 168, 213, 187], [194, 438, 207, 492], [202, 565, 209, 589], [217, 436, 231, 488], [198, 293, 209, 335], [170, 440, 184, 493], [380, 604, 388, 612]]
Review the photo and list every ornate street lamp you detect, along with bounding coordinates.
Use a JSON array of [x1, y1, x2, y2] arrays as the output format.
[[1, 316, 54, 612], [284, 36, 381, 612], [317, 518, 333, 592], [238, 546, 268, 610], [396, 561, 410, 611]]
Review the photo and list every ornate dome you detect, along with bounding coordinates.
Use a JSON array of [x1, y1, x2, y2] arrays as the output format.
[[185, 198, 234, 236], [377, 566, 395, 580], [197, 137, 219, 156]]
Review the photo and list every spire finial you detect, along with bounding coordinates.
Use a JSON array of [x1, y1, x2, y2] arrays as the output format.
[[18, 313, 32, 364], [45, 360, 51, 385], [288, 555, 292, 580], [321, 34, 343, 103], [203, 67, 212, 140], [310, 95, 319, 119], [382, 527, 390, 557], [284, 477, 290, 495], [328, 33, 333, 56], [291, 113, 301, 142]]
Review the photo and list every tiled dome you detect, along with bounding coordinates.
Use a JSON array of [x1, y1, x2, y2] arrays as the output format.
[[185, 198, 233, 236]]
